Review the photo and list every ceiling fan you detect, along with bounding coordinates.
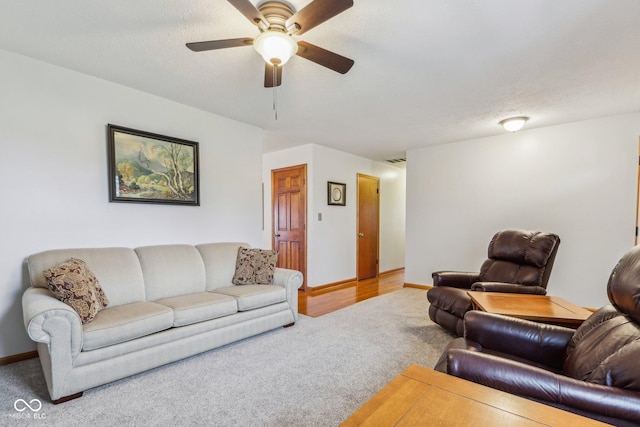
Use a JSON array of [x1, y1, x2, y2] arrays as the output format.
[[186, 0, 355, 88]]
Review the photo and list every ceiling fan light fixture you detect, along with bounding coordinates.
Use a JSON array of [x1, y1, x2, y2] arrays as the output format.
[[499, 116, 529, 132], [253, 31, 298, 66]]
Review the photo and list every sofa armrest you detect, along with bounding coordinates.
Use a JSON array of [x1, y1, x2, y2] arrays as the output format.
[[273, 267, 303, 290], [470, 282, 547, 295], [446, 349, 640, 424], [273, 267, 303, 321], [22, 287, 83, 358], [432, 271, 480, 289], [464, 311, 574, 369]]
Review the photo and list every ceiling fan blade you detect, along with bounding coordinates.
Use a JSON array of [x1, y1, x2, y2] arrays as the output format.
[[286, 0, 353, 35], [264, 63, 283, 88], [227, 0, 268, 28], [296, 41, 354, 74], [186, 38, 253, 52]]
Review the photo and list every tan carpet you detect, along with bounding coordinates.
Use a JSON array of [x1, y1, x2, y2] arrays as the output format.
[[0, 288, 455, 426]]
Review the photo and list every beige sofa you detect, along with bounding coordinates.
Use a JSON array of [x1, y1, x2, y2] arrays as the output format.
[[22, 242, 303, 403]]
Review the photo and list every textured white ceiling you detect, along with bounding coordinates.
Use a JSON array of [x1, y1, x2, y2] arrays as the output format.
[[1, 0, 640, 161]]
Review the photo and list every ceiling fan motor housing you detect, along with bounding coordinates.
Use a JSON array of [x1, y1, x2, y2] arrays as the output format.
[[252, 2, 299, 65], [258, 2, 295, 32]]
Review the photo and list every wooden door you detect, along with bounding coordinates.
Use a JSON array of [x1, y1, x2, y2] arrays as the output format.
[[272, 164, 307, 290], [357, 173, 380, 280]]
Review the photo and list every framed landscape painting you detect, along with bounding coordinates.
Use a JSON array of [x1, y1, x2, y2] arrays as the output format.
[[107, 124, 200, 206]]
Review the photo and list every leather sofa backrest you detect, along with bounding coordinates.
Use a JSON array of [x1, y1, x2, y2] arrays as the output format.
[[563, 246, 640, 391], [478, 230, 560, 287], [607, 244, 640, 323], [563, 305, 640, 391]]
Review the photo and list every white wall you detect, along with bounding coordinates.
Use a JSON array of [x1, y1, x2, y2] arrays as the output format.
[[373, 162, 406, 272], [263, 144, 406, 287], [406, 113, 640, 307], [0, 50, 264, 358]]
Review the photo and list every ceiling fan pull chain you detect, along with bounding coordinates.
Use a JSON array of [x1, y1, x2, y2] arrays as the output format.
[[273, 64, 278, 120]]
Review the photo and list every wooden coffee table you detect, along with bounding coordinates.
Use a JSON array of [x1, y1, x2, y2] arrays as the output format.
[[467, 291, 592, 328], [341, 365, 610, 426]]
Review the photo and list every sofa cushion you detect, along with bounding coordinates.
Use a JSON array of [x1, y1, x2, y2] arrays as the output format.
[[232, 247, 278, 285], [44, 258, 109, 324], [196, 242, 250, 290], [155, 292, 238, 327], [213, 285, 286, 311], [135, 245, 206, 301], [28, 247, 146, 307], [83, 301, 173, 351]]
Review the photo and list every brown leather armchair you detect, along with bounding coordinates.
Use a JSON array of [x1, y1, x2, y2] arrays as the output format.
[[434, 245, 640, 426], [427, 229, 560, 335]]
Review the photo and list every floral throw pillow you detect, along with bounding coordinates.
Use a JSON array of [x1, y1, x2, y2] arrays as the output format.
[[43, 258, 110, 324], [232, 248, 278, 285]]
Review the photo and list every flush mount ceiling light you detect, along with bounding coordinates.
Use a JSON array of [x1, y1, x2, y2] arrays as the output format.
[[499, 116, 529, 132]]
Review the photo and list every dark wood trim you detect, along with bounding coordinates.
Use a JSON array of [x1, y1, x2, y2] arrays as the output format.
[[0, 350, 38, 366], [52, 392, 83, 404], [403, 283, 431, 290]]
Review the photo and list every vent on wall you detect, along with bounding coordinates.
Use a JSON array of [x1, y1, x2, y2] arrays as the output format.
[[385, 157, 406, 164]]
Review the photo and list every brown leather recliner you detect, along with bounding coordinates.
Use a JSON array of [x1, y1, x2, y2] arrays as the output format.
[[427, 229, 560, 336], [434, 245, 640, 426]]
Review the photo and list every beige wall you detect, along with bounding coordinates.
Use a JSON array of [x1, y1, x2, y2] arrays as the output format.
[[405, 112, 640, 307], [263, 144, 406, 287], [0, 49, 264, 358]]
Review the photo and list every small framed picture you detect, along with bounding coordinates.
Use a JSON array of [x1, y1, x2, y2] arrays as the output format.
[[327, 181, 346, 206]]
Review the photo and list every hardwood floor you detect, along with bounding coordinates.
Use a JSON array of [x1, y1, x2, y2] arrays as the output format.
[[299, 269, 406, 317]]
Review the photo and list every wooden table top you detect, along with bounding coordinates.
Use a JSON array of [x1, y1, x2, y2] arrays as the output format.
[[467, 291, 592, 327], [341, 365, 610, 426]]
